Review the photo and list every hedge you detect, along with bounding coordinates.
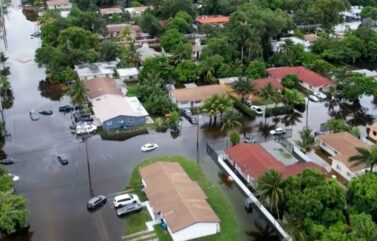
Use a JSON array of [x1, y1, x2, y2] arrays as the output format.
[[265, 105, 294, 117], [230, 95, 256, 119]]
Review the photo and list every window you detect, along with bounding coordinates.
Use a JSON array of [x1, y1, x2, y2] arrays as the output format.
[[129, 118, 134, 122], [118, 120, 125, 124], [106, 121, 112, 125], [180, 101, 188, 105], [336, 164, 341, 171], [373, 131, 377, 136]]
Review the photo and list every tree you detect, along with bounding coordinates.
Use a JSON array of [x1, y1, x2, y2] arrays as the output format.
[[281, 74, 299, 89], [99, 41, 120, 61], [221, 109, 241, 132], [361, 6, 377, 20], [138, 11, 163, 37], [0, 191, 28, 235], [138, 56, 173, 83], [232, 77, 254, 101], [349, 145, 377, 172], [0, 167, 13, 192], [347, 173, 377, 222], [174, 60, 199, 83], [229, 131, 240, 146], [144, 94, 174, 116], [0, 52, 7, 70], [336, 73, 377, 103], [325, 118, 360, 137], [283, 88, 305, 108], [0, 75, 11, 99], [66, 10, 106, 34], [167, 111, 181, 129], [121, 42, 141, 67], [245, 60, 266, 79], [199, 55, 223, 83], [256, 169, 284, 219], [295, 127, 315, 153], [67, 80, 87, 107], [157, 0, 195, 19], [309, 0, 347, 29], [160, 29, 190, 54]]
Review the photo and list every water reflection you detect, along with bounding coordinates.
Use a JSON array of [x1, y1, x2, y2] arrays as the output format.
[[245, 221, 280, 241], [282, 111, 302, 127], [2, 89, 14, 109], [38, 80, 65, 101], [1, 227, 33, 241]]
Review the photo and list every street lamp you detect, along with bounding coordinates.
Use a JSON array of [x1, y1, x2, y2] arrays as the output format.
[[82, 135, 94, 197], [305, 97, 309, 129], [196, 113, 201, 164]]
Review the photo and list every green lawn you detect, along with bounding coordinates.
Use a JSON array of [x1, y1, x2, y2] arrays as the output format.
[[124, 209, 150, 235], [126, 85, 139, 97], [126, 155, 241, 241]]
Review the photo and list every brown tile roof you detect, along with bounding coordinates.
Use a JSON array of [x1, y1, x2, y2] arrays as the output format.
[[253, 77, 283, 91], [196, 16, 229, 24], [171, 85, 228, 102], [226, 143, 327, 180], [140, 162, 220, 233], [84, 77, 123, 99], [317, 132, 369, 171], [106, 24, 128, 33], [99, 7, 123, 15], [46, 0, 69, 6], [267, 66, 332, 87]]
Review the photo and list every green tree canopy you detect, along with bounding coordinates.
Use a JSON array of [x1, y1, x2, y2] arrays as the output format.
[[245, 60, 266, 79], [281, 74, 299, 89]]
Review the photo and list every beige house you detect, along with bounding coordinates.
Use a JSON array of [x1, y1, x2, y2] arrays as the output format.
[[84, 77, 123, 99], [99, 7, 123, 15], [140, 162, 220, 241], [367, 123, 377, 142], [317, 132, 370, 181], [46, 0, 71, 10], [105, 24, 129, 38]]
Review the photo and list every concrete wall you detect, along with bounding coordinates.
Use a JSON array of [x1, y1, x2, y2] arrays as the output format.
[[175, 100, 202, 109], [103, 115, 146, 131], [331, 158, 354, 181], [81, 73, 114, 81], [48, 3, 72, 10], [169, 222, 220, 241]]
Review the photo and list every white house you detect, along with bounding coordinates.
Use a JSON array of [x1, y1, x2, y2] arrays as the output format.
[[352, 69, 377, 79], [124, 6, 152, 17], [170, 84, 228, 109], [116, 67, 138, 82], [317, 132, 371, 181], [272, 37, 311, 52], [140, 162, 220, 241], [46, 0, 72, 10], [74, 61, 118, 81]]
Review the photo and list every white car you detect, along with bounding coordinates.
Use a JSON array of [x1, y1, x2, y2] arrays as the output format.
[[8, 173, 19, 181], [76, 124, 97, 135], [270, 127, 286, 136], [113, 193, 140, 208], [308, 95, 320, 102], [313, 91, 326, 100], [251, 105, 263, 115], [141, 143, 158, 152]]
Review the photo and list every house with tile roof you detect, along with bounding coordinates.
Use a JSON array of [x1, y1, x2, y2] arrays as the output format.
[[317, 132, 371, 181], [267, 66, 333, 92], [196, 16, 229, 26], [140, 162, 220, 241], [225, 143, 326, 186]]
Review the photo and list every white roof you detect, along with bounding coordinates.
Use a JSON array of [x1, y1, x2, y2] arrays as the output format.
[[74, 61, 118, 79], [218, 77, 239, 84], [352, 69, 377, 78], [91, 94, 148, 122], [272, 37, 311, 52], [334, 21, 361, 34], [117, 67, 138, 77], [137, 44, 162, 62]]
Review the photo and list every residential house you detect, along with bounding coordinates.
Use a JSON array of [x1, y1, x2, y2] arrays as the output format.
[[253, 77, 283, 92], [106, 24, 128, 38], [340, 6, 362, 22], [46, 0, 71, 10], [116, 67, 138, 82], [140, 162, 220, 241], [196, 16, 229, 26], [225, 143, 326, 186], [334, 21, 361, 37], [84, 77, 123, 99], [91, 94, 148, 131], [74, 61, 118, 81], [267, 66, 333, 92], [99, 7, 123, 16], [124, 6, 152, 17], [137, 43, 163, 63], [367, 123, 377, 142], [170, 84, 228, 109], [271, 37, 311, 52], [352, 69, 377, 79], [303, 33, 318, 43], [317, 132, 370, 181]]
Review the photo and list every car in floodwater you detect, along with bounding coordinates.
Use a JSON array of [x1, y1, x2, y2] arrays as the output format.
[[87, 195, 107, 210], [29, 110, 40, 121], [57, 155, 69, 165], [39, 109, 53, 115], [0, 158, 15, 165], [116, 202, 143, 216], [59, 105, 74, 112], [140, 143, 158, 152]]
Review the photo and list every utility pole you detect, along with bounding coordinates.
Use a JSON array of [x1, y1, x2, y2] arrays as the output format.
[[84, 136, 94, 197], [305, 98, 309, 129], [196, 114, 200, 164]]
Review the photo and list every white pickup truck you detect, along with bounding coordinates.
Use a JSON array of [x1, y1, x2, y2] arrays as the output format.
[[76, 124, 97, 135]]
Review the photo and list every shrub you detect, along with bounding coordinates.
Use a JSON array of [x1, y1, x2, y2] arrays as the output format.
[[230, 95, 256, 119], [229, 131, 240, 146], [265, 105, 294, 117]]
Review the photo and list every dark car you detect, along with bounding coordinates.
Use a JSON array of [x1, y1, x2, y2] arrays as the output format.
[[116, 202, 143, 216], [59, 105, 74, 112], [57, 155, 68, 165], [73, 112, 93, 122], [39, 110, 53, 115], [189, 116, 198, 125], [0, 158, 15, 165], [30, 32, 41, 38], [87, 195, 107, 210]]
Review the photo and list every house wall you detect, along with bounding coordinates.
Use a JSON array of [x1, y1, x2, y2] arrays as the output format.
[[331, 159, 354, 181], [176, 100, 202, 109], [367, 127, 377, 142], [102, 115, 146, 131], [299, 81, 331, 93], [169, 222, 220, 241], [232, 160, 255, 187], [48, 3, 72, 10], [80, 73, 114, 81], [121, 74, 138, 82], [318, 139, 338, 157]]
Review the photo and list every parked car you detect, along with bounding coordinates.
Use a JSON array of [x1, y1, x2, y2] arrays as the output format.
[[189, 116, 198, 125], [73, 112, 93, 123], [270, 127, 286, 136], [59, 105, 74, 112], [113, 193, 140, 208], [181, 108, 192, 117], [313, 91, 327, 100], [116, 202, 143, 216], [29, 110, 40, 121], [251, 105, 263, 115], [57, 155, 68, 165], [30, 32, 41, 38], [8, 173, 19, 181], [141, 143, 158, 152], [39, 109, 53, 115], [87, 195, 107, 210], [241, 99, 253, 107], [76, 124, 97, 135], [0, 158, 15, 165], [308, 95, 320, 102], [244, 136, 256, 144]]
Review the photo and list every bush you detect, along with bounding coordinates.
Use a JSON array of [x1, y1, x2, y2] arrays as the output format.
[[265, 105, 294, 117], [230, 95, 256, 120], [99, 126, 149, 141], [229, 131, 240, 146]]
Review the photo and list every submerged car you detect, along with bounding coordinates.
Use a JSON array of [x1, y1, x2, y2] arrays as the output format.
[[87, 195, 107, 210], [113, 193, 140, 208], [29, 110, 40, 121], [39, 109, 53, 115], [76, 124, 97, 135], [59, 105, 74, 112], [57, 155, 68, 165], [251, 105, 263, 115], [116, 202, 143, 216], [0, 158, 15, 165], [141, 143, 158, 152], [270, 127, 286, 136], [313, 91, 327, 100], [308, 95, 320, 102]]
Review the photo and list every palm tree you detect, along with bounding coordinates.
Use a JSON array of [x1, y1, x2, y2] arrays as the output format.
[[199, 59, 216, 83], [67, 80, 87, 107], [0, 75, 10, 99], [215, 94, 233, 119], [125, 42, 141, 68], [260, 83, 278, 124], [282, 110, 302, 128], [118, 26, 132, 42], [281, 215, 307, 241], [221, 110, 241, 132], [349, 145, 377, 172], [201, 96, 217, 126], [295, 128, 315, 153], [256, 169, 284, 219], [232, 77, 254, 101], [0, 53, 7, 70]]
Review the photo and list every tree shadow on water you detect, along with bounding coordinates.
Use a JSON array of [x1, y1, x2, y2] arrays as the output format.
[[245, 221, 280, 241], [38, 80, 65, 101]]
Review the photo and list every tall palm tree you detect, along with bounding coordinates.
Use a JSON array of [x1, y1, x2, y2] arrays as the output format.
[[232, 77, 254, 101], [68, 80, 87, 107], [215, 94, 233, 119], [221, 110, 241, 132], [201, 96, 217, 126], [256, 169, 284, 219], [260, 83, 278, 124], [125, 42, 141, 68], [349, 145, 377, 172], [295, 127, 315, 153], [0, 75, 10, 99]]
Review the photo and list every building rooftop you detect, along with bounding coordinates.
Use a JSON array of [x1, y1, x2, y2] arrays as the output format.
[[196, 16, 229, 24], [317, 132, 369, 172], [124, 6, 152, 14], [136, 44, 163, 62], [99, 7, 123, 15], [352, 69, 377, 79], [106, 24, 129, 33], [116, 67, 138, 77], [140, 162, 220, 233], [171, 84, 228, 102], [253, 77, 283, 91], [46, 0, 70, 6], [267, 66, 332, 87], [74, 61, 118, 79], [84, 77, 123, 99], [91, 95, 148, 122]]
